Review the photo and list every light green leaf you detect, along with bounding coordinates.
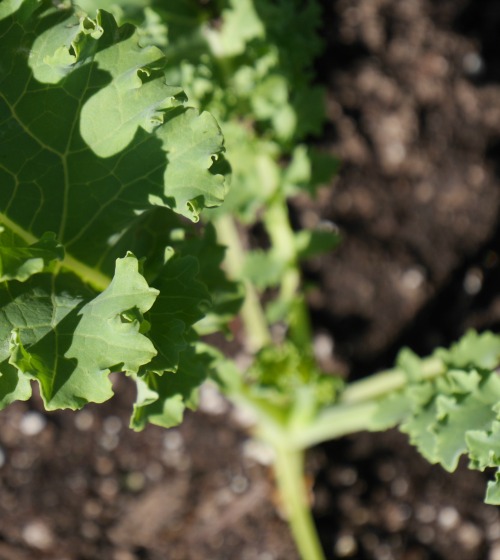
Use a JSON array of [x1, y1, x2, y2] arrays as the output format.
[[486, 471, 500, 505], [437, 330, 500, 370], [210, 0, 264, 57], [242, 249, 286, 290], [467, 421, 500, 471], [0, 0, 23, 20], [4, 254, 158, 410], [432, 371, 500, 471]]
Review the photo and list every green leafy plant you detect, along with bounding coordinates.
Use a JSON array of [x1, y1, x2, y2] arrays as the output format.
[[3, 2, 500, 560]]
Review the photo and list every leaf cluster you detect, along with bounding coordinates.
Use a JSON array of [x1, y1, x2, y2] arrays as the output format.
[[0, 0, 240, 428], [372, 331, 500, 504]]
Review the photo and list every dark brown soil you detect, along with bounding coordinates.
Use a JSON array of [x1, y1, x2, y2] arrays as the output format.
[[2, 0, 500, 559]]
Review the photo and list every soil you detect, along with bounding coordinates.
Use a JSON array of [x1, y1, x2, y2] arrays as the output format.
[[2, 0, 500, 559]]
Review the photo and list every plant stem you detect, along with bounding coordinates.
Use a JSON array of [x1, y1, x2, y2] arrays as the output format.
[[273, 445, 326, 560], [213, 214, 272, 352], [288, 401, 380, 450], [263, 196, 313, 349], [283, 355, 446, 450], [340, 355, 445, 404]]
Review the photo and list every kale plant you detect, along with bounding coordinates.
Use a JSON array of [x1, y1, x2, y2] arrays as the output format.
[[3, 2, 500, 559]]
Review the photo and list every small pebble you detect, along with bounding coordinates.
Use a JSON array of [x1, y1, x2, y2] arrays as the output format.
[[463, 52, 483, 76], [230, 474, 249, 494], [145, 461, 164, 481], [417, 526, 435, 544], [464, 268, 483, 295], [95, 455, 114, 476], [83, 499, 102, 519], [74, 410, 94, 431], [22, 520, 54, 550], [103, 416, 122, 435], [416, 503, 437, 524], [19, 411, 46, 436], [401, 268, 424, 291], [80, 521, 100, 540], [337, 467, 358, 487], [99, 477, 119, 500], [334, 534, 358, 557], [384, 502, 411, 532], [438, 506, 460, 530], [163, 430, 184, 451], [391, 477, 409, 497], [377, 462, 397, 482], [313, 332, 334, 361], [457, 522, 482, 549], [99, 433, 119, 451]]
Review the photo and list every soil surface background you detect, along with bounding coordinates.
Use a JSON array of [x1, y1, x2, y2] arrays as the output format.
[[2, 1, 500, 559]]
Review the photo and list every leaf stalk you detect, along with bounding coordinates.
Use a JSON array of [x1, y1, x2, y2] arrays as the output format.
[[213, 214, 272, 352]]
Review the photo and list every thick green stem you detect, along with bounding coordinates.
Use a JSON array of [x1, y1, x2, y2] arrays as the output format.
[[213, 214, 272, 352], [273, 446, 326, 560], [288, 401, 380, 450], [284, 356, 446, 450], [340, 355, 445, 404]]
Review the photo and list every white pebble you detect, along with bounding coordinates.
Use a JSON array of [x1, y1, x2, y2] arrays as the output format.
[[464, 268, 483, 295], [19, 411, 46, 436], [401, 268, 424, 291], [457, 522, 482, 549], [22, 520, 54, 550], [463, 52, 483, 76], [313, 332, 334, 361], [438, 506, 460, 530], [334, 534, 358, 557]]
